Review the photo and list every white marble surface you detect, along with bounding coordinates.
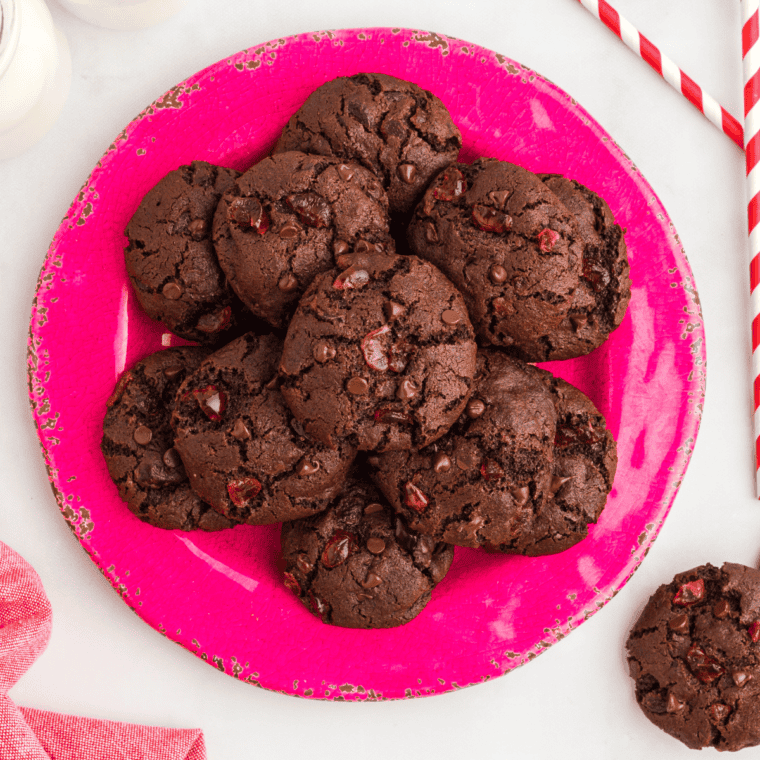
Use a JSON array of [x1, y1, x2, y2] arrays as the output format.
[[0, 0, 755, 757]]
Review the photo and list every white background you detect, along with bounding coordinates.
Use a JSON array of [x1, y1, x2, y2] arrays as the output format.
[[1, 0, 756, 757]]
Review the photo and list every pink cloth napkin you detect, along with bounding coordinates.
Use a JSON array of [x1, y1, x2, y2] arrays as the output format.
[[0, 541, 206, 760]]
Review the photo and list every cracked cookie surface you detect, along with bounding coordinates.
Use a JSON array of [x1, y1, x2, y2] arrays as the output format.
[[278, 251, 478, 452], [371, 355, 616, 553], [125, 161, 252, 344], [626, 563, 760, 751], [495, 370, 617, 555], [407, 158, 583, 361], [273, 73, 462, 215], [369, 351, 557, 548], [101, 346, 236, 531], [213, 151, 394, 329], [280, 476, 454, 628], [171, 331, 356, 524], [537, 174, 631, 360]]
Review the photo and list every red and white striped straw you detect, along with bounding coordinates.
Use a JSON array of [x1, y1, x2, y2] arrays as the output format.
[[743, 0, 760, 496], [575, 0, 744, 149]]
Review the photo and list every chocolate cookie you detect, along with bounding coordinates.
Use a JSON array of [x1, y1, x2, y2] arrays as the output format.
[[101, 347, 235, 531], [273, 73, 462, 215], [171, 332, 357, 524], [278, 251, 478, 452], [369, 351, 557, 548], [280, 477, 454, 628], [125, 161, 252, 343], [407, 158, 583, 361], [536, 175, 631, 360], [496, 371, 617, 556], [212, 151, 394, 329], [626, 563, 760, 751]]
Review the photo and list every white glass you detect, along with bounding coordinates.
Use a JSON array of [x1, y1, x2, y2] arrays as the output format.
[[0, 0, 71, 160], [56, 0, 187, 30]]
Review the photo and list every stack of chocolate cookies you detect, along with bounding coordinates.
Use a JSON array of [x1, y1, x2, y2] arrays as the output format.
[[104, 72, 629, 629]]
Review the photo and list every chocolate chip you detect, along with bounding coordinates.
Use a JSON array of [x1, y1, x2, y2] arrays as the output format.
[[334, 239, 349, 257], [188, 218, 207, 240], [162, 447, 182, 468], [433, 452, 451, 474], [364, 503, 384, 515], [374, 408, 412, 425], [398, 163, 417, 184], [733, 670, 752, 687], [441, 309, 461, 325], [570, 314, 588, 331], [709, 703, 731, 723], [333, 267, 370, 290], [425, 223, 439, 243], [278, 273, 298, 292], [466, 399, 486, 419], [163, 365, 183, 379], [511, 486, 530, 506], [550, 475, 571, 495], [354, 239, 384, 254], [162, 282, 183, 300], [489, 264, 507, 284], [279, 224, 299, 239], [296, 554, 313, 574], [230, 419, 251, 441], [366, 537, 386, 554], [313, 341, 336, 363], [384, 300, 405, 321], [668, 614, 690, 634], [133, 425, 152, 445], [666, 693, 685, 713], [337, 164, 354, 181], [713, 599, 731, 619], [346, 376, 369, 395], [134, 453, 184, 487], [396, 378, 418, 402], [673, 579, 705, 607], [472, 204, 511, 233], [296, 459, 320, 476], [362, 572, 382, 589], [488, 189, 510, 209]]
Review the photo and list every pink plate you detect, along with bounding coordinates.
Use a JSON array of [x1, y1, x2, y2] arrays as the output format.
[[27, 28, 704, 701]]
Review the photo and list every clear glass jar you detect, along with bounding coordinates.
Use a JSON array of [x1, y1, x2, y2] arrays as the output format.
[[56, 0, 188, 31], [0, 0, 71, 160]]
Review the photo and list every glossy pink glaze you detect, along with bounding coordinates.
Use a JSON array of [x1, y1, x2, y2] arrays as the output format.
[[27, 28, 705, 700]]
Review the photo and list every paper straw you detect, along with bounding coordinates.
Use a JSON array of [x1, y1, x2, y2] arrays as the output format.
[[743, 0, 760, 497], [575, 0, 744, 149]]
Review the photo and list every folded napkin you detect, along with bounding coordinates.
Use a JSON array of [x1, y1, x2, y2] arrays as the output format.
[[0, 540, 206, 760]]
